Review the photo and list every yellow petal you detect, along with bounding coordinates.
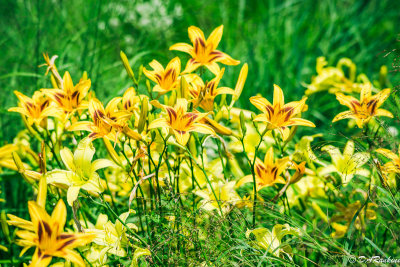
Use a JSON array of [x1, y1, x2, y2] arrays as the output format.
[[250, 96, 273, 113], [289, 118, 316, 128], [148, 118, 169, 129], [63, 71, 74, 91], [215, 87, 235, 95], [73, 137, 95, 170], [27, 201, 51, 231], [332, 111, 356, 122], [68, 121, 93, 132], [169, 43, 193, 55], [375, 108, 393, 118], [173, 130, 190, 146], [51, 199, 67, 232], [233, 63, 248, 101], [335, 93, 358, 110], [376, 148, 398, 161], [60, 147, 75, 171], [67, 186, 81, 206], [205, 62, 221, 75], [189, 123, 216, 135], [206, 25, 223, 50], [236, 174, 254, 188], [188, 26, 206, 44], [92, 159, 115, 171], [343, 140, 354, 158], [216, 51, 240, 65], [166, 57, 181, 75], [273, 84, 284, 109], [57, 249, 86, 267]]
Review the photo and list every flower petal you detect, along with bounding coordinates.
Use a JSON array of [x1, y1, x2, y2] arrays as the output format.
[[273, 84, 284, 109], [169, 43, 193, 56], [60, 148, 75, 171], [206, 25, 223, 50], [67, 186, 81, 206], [51, 199, 67, 232]]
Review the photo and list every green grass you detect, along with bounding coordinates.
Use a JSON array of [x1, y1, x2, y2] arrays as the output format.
[[1, 0, 399, 143]]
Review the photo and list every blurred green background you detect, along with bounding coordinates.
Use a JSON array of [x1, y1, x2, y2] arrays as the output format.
[[1, 0, 399, 143]]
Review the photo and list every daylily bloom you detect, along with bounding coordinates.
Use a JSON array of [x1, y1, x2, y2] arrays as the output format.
[[376, 145, 400, 174], [143, 57, 181, 94], [170, 25, 240, 75], [305, 57, 365, 95], [250, 84, 315, 140], [237, 147, 290, 191], [332, 83, 392, 128], [319, 140, 369, 184], [330, 200, 377, 238], [148, 98, 215, 146], [121, 87, 141, 114], [246, 224, 300, 259], [69, 98, 140, 141], [7, 199, 95, 266], [8, 91, 58, 126], [42, 71, 91, 115], [187, 68, 240, 111], [45, 138, 114, 206]]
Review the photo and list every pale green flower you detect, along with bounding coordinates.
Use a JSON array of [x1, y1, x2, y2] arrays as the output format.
[[319, 140, 369, 184], [46, 138, 114, 206], [246, 224, 300, 259]]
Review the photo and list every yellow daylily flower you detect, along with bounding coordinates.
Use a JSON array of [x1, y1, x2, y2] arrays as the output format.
[[320, 140, 370, 184], [84, 211, 136, 258], [7, 199, 95, 267], [45, 138, 114, 206], [332, 83, 392, 128], [195, 180, 242, 215], [143, 57, 181, 94], [121, 87, 141, 114], [170, 25, 240, 75], [187, 68, 242, 111], [246, 224, 300, 259], [305, 57, 365, 95], [81, 211, 150, 266], [250, 84, 315, 140], [330, 200, 377, 238], [237, 147, 290, 191], [376, 145, 400, 174], [8, 91, 59, 126], [69, 98, 140, 142], [148, 98, 215, 146], [42, 71, 91, 115]]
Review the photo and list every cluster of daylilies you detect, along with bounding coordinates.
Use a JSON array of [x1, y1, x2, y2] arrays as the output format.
[[0, 25, 398, 265]]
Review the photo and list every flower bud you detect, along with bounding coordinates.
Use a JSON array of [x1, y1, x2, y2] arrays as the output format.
[[120, 51, 136, 82]]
